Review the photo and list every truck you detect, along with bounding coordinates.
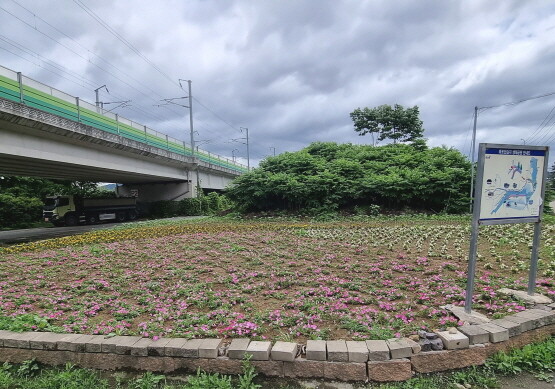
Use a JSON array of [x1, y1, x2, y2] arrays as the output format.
[[43, 195, 138, 226]]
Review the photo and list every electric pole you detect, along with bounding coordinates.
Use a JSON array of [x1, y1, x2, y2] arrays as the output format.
[[94, 85, 108, 110], [177, 79, 199, 197], [469, 106, 478, 213], [239, 127, 250, 171]]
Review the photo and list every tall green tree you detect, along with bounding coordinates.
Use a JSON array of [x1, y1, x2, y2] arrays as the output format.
[[350, 104, 424, 144]]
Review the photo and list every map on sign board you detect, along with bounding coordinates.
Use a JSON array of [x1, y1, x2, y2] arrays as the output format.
[[479, 147, 546, 221]]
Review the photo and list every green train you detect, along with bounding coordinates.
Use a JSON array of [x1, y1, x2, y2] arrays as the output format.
[[0, 65, 247, 173]]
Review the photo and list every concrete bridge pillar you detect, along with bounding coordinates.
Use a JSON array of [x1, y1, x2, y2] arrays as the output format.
[[118, 181, 194, 202]]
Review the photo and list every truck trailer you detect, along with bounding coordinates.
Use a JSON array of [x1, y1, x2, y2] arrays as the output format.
[[43, 195, 138, 226]]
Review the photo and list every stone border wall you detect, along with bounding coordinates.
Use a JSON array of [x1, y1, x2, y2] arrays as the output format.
[[1, 305, 554, 383]]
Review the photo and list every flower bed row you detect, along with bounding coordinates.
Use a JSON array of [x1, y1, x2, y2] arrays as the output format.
[[2, 222, 554, 341]]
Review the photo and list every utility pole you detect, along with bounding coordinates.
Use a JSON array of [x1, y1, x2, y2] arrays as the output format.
[[270, 147, 276, 156], [232, 148, 238, 162], [239, 127, 250, 171], [469, 106, 478, 213], [157, 85, 198, 195], [185, 80, 195, 162], [177, 79, 199, 197], [233, 127, 250, 171], [94, 85, 108, 110]]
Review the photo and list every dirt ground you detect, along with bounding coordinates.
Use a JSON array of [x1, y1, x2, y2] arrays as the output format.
[[498, 372, 555, 389], [257, 373, 555, 388]]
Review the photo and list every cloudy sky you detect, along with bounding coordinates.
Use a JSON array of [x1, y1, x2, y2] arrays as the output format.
[[1, 0, 555, 167]]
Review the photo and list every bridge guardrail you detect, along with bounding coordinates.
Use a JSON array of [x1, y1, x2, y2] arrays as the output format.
[[0, 64, 248, 174]]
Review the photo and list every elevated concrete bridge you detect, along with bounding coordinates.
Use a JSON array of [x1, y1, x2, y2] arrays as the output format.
[[0, 65, 246, 202]]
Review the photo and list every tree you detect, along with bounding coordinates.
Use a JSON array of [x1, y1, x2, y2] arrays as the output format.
[[350, 104, 424, 144], [0, 177, 112, 199]]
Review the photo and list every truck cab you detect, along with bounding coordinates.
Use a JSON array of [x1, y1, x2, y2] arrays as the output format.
[[43, 195, 73, 226]]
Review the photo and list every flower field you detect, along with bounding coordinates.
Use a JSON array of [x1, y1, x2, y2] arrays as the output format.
[[1, 218, 554, 341]]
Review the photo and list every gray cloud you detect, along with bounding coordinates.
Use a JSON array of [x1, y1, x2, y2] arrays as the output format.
[[1, 0, 554, 167]]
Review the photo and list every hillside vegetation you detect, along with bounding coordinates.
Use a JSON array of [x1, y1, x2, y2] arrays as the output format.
[[227, 142, 472, 214]]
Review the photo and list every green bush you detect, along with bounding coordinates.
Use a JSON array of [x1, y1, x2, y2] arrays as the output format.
[[177, 193, 232, 216], [148, 201, 180, 218], [178, 198, 202, 216], [226, 142, 472, 214], [139, 193, 231, 218], [0, 194, 43, 229]]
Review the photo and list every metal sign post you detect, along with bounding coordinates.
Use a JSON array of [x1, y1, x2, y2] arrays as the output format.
[[465, 143, 549, 314]]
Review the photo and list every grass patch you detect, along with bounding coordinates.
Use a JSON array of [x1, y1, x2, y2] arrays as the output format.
[[0, 357, 261, 389], [0, 360, 110, 389], [487, 336, 555, 380]]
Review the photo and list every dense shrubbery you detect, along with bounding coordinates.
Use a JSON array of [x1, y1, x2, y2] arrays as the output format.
[[226, 142, 472, 214], [148, 192, 232, 218], [0, 194, 44, 229]]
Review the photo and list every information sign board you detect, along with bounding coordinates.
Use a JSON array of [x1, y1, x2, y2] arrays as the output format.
[[477, 145, 547, 224], [465, 143, 549, 314]]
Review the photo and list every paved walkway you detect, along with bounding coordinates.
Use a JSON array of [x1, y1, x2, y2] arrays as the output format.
[[0, 223, 125, 244], [0, 216, 206, 245]]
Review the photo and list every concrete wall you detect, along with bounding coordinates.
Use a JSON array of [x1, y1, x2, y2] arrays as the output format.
[[198, 171, 235, 191], [118, 181, 193, 202], [0, 126, 188, 183]]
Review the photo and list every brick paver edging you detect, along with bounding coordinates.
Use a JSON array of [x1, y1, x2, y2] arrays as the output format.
[[0, 305, 554, 382]]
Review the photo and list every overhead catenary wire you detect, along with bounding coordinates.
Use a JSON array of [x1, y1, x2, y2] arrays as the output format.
[[0, 35, 91, 88], [5, 1, 264, 162], [533, 121, 555, 145], [0, 3, 187, 122], [541, 128, 555, 146], [8, 0, 186, 117], [479, 91, 555, 111], [0, 0, 189, 120], [0, 36, 171, 123], [475, 91, 555, 152], [72, 0, 178, 88], [526, 104, 555, 145], [71, 0, 253, 139], [192, 97, 243, 134]]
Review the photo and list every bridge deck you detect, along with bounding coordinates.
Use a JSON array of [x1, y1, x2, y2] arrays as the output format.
[[0, 65, 247, 175]]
